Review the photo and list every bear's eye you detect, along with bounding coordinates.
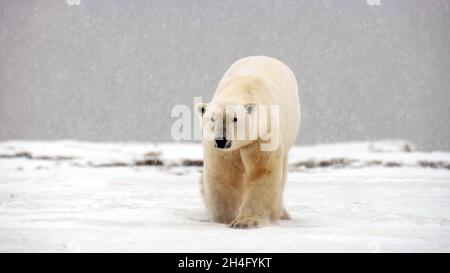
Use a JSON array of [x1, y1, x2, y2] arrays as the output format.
[[210, 117, 215, 122], [233, 117, 238, 123]]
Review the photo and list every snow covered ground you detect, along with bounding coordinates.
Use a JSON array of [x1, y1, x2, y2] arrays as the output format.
[[0, 140, 449, 252]]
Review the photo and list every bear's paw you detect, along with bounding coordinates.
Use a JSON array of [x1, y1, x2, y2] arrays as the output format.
[[229, 216, 264, 229]]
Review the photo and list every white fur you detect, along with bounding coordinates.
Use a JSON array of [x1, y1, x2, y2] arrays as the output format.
[[197, 56, 301, 228]]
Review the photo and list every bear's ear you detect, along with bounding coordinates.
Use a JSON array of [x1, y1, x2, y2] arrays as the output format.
[[195, 103, 207, 117], [244, 103, 256, 114]]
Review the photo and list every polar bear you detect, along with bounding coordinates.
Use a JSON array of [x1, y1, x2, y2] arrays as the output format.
[[196, 56, 301, 228]]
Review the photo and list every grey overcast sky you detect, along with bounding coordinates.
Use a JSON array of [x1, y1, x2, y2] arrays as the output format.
[[0, 0, 449, 150]]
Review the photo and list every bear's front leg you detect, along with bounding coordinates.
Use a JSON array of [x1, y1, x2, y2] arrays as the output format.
[[230, 144, 283, 228], [202, 166, 244, 224]]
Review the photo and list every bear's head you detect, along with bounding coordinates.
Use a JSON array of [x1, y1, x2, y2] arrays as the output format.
[[196, 76, 280, 152], [195, 101, 279, 152], [195, 101, 257, 151]]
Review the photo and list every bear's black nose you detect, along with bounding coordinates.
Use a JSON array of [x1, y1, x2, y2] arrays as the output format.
[[214, 138, 231, 149]]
